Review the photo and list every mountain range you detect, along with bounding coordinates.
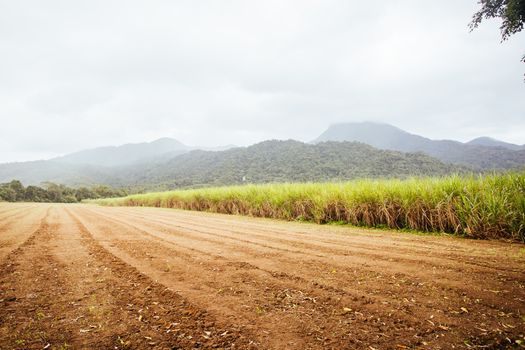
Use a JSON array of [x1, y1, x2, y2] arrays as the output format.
[[314, 122, 525, 170], [53, 137, 189, 167], [466, 136, 524, 151], [120, 140, 461, 190], [0, 122, 523, 190]]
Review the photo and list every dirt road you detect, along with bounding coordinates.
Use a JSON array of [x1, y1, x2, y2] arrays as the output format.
[[0, 203, 523, 349]]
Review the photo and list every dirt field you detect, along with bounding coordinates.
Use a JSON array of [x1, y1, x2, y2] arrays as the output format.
[[0, 203, 523, 349]]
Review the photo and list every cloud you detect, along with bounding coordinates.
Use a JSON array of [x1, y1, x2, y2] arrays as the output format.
[[0, 0, 523, 162]]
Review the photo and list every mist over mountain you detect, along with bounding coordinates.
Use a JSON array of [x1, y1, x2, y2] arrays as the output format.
[[0, 160, 116, 187], [0, 122, 523, 190], [53, 137, 190, 167], [314, 122, 525, 170], [0, 137, 190, 186], [0, 139, 461, 190], [466, 137, 524, 151]]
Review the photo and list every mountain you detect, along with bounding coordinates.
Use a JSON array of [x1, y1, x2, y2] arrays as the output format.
[[0, 160, 117, 187], [314, 122, 525, 170], [123, 140, 462, 189], [54, 137, 189, 167], [0, 140, 462, 189], [314, 122, 429, 151], [0, 137, 189, 186], [2, 126, 523, 190], [467, 137, 524, 151]]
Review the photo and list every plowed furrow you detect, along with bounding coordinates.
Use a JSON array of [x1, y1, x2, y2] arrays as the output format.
[[77, 206, 525, 317], [1, 203, 524, 350], [90, 206, 525, 276], [72, 206, 525, 349], [65, 208, 257, 349]]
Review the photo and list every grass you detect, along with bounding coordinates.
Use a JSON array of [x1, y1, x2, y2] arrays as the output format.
[[90, 172, 525, 241]]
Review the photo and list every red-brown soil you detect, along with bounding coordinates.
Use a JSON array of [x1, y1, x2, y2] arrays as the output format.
[[0, 203, 523, 349]]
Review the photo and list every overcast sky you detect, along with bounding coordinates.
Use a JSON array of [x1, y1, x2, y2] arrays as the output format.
[[0, 0, 524, 162]]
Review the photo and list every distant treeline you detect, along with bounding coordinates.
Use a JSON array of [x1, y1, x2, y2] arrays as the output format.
[[0, 180, 127, 203]]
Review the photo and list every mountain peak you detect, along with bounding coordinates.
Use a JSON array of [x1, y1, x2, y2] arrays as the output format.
[[327, 121, 407, 134], [53, 137, 189, 167], [313, 122, 420, 149], [150, 137, 185, 145], [313, 121, 525, 170], [469, 136, 496, 142], [467, 136, 523, 150]]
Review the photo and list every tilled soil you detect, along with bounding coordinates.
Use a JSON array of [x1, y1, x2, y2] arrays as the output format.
[[0, 203, 523, 349]]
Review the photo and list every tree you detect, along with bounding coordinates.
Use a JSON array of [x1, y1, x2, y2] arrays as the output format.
[[0, 187, 17, 202], [25, 185, 50, 202], [470, 0, 525, 71], [9, 180, 25, 200], [0, 180, 126, 203], [74, 187, 94, 202], [42, 182, 64, 203]]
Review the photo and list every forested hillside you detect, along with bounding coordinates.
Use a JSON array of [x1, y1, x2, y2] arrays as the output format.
[[127, 140, 463, 189], [2, 128, 519, 191]]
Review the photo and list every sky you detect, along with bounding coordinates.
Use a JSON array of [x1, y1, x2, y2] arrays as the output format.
[[0, 0, 524, 163]]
